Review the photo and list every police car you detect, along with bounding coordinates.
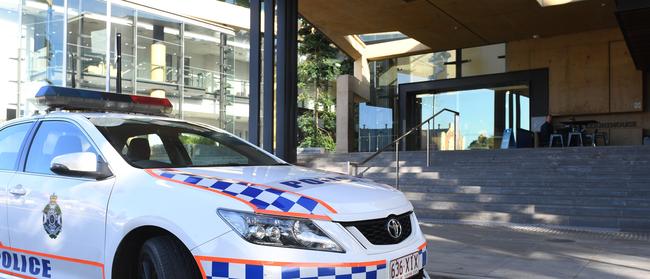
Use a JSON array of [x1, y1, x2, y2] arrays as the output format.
[[0, 86, 429, 279]]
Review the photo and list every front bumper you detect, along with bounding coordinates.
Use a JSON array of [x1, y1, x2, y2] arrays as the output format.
[[192, 219, 428, 279]]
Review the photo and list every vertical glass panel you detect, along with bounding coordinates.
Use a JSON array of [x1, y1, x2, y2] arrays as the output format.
[[224, 29, 250, 139], [182, 22, 222, 127], [135, 11, 181, 116], [23, 0, 65, 86], [419, 85, 530, 151], [363, 49, 456, 151], [520, 95, 530, 130], [358, 103, 393, 152], [66, 0, 107, 91], [395, 50, 456, 84], [461, 43, 505, 77], [109, 3, 135, 93], [369, 59, 396, 108], [0, 0, 20, 120]]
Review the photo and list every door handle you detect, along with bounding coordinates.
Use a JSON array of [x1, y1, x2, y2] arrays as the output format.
[[9, 185, 27, 196]]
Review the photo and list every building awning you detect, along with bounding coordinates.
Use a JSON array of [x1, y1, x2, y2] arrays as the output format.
[[299, 0, 619, 59]]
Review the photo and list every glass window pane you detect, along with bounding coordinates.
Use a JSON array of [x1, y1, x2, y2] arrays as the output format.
[[92, 117, 280, 168], [67, 0, 108, 91], [135, 11, 181, 116], [179, 133, 248, 166], [225, 30, 250, 139], [25, 121, 98, 175], [120, 134, 171, 164], [461, 43, 505, 77], [109, 4, 136, 93], [358, 103, 393, 152], [182, 23, 222, 127], [396, 50, 456, 84], [23, 0, 65, 86], [0, 123, 32, 170], [419, 85, 530, 151], [0, 1, 20, 120]]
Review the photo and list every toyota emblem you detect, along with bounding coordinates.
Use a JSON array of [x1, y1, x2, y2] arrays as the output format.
[[386, 218, 402, 239]]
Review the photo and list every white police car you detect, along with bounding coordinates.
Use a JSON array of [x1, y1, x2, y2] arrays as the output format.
[[0, 86, 429, 279]]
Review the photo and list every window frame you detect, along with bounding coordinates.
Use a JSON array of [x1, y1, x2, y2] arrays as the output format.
[[0, 121, 37, 172], [20, 119, 109, 179]]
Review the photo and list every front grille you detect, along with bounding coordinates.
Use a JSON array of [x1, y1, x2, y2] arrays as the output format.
[[340, 212, 412, 245]]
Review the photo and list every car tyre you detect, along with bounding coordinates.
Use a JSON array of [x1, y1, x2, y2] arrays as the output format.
[[138, 235, 201, 279]]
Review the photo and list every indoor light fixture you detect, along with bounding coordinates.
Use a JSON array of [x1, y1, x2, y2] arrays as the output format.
[[536, 0, 585, 7]]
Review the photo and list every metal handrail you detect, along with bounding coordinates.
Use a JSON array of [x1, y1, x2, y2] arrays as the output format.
[[348, 108, 460, 189]]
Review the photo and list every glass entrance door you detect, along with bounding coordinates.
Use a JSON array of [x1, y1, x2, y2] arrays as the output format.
[[417, 85, 530, 151]]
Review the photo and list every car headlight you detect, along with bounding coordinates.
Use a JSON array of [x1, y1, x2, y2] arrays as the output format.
[[218, 209, 344, 253]]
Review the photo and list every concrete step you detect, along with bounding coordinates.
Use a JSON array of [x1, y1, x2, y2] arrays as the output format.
[[404, 192, 650, 207], [363, 176, 650, 188], [412, 209, 650, 231], [298, 146, 650, 231], [398, 185, 650, 197], [410, 200, 650, 219]]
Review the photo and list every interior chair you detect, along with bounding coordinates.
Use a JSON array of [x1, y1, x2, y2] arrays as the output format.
[[549, 134, 564, 147], [585, 129, 608, 146], [567, 132, 583, 147]]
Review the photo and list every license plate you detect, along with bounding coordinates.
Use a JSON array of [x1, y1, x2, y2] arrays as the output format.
[[389, 251, 421, 279]]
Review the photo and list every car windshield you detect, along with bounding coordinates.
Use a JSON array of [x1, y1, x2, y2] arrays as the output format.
[[90, 117, 285, 169]]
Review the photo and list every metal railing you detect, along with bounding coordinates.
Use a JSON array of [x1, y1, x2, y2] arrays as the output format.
[[348, 108, 460, 189]]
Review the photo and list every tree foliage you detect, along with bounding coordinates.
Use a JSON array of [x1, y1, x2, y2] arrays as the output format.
[[468, 134, 495, 150], [297, 20, 342, 151]]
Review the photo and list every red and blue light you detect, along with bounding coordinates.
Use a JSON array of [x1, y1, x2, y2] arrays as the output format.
[[35, 86, 173, 116]]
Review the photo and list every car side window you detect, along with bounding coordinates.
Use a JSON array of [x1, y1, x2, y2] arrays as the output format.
[[0, 123, 33, 171], [25, 121, 98, 175]]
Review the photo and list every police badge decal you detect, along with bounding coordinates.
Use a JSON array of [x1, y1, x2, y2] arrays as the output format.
[[42, 193, 62, 239]]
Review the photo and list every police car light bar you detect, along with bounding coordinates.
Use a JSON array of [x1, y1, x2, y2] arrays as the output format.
[[36, 86, 173, 116]]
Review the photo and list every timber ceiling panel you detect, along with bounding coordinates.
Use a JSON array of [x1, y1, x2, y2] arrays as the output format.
[[299, 0, 619, 54]]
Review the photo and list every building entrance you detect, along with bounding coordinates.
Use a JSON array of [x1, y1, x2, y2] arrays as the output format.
[[399, 69, 549, 151]]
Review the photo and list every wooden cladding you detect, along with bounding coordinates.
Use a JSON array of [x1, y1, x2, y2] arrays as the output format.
[[506, 28, 643, 116], [610, 40, 644, 113]]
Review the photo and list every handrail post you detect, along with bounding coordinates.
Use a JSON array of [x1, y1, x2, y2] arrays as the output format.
[[395, 140, 400, 189], [426, 120, 431, 167], [454, 114, 459, 150], [376, 134, 380, 151], [368, 132, 371, 152]]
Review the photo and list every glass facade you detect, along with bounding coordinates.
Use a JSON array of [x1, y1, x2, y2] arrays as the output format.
[[357, 44, 508, 152], [1, 0, 251, 139], [418, 87, 530, 151], [0, 0, 21, 121]]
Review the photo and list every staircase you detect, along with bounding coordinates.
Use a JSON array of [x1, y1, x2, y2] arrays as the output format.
[[297, 146, 650, 231]]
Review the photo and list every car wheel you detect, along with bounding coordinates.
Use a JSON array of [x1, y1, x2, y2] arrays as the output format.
[[138, 235, 200, 279]]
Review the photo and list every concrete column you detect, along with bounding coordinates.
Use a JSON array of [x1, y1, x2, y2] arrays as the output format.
[[335, 74, 370, 153], [353, 56, 371, 84], [336, 75, 352, 153], [150, 25, 166, 98]]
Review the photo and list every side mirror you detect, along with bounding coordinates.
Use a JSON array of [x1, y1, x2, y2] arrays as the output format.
[[50, 152, 112, 180]]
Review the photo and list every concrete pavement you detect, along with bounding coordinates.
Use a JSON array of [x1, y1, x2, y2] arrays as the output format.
[[420, 221, 650, 279]]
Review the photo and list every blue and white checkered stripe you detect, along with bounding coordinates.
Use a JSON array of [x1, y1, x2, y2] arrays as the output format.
[[202, 261, 387, 279], [150, 169, 332, 216], [279, 265, 387, 279], [419, 246, 427, 267]]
